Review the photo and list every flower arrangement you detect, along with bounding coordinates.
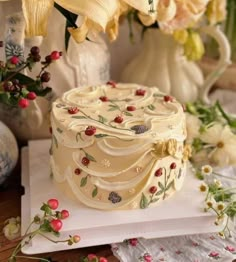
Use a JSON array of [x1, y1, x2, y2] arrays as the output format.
[[0, 1, 226, 57], [0, 42, 61, 108], [185, 99, 236, 237], [127, 0, 227, 61], [4, 198, 80, 262], [185, 100, 236, 167], [196, 164, 236, 238]]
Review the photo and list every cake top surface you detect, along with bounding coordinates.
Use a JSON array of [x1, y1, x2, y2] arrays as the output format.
[[51, 83, 186, 147]]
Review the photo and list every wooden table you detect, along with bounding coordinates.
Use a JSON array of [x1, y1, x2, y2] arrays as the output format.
[[0, 154, 119, 262]]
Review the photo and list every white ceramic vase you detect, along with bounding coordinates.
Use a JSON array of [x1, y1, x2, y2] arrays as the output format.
[[121, 27, 231, 104], [0, 121, 18, 185]]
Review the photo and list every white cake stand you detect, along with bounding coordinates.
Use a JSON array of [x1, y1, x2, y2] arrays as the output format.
[[21, 139, 223, 254]]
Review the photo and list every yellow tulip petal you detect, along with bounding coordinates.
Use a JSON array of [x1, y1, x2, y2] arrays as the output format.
[[54, 0, 119, 30], [22, 0, 54, 37], [68, 17, 89, 44]]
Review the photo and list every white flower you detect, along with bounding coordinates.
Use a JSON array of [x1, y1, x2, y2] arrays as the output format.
[[199, 182, 208, 192], [3, 217, 21, 241], [216, 202, 225, 212], [200, 124, 236, 167], [205, 195, 216, 208], [214, 179, 222, 188], [201, 165, 213, 176], [215, 215, 225, 226], [185, 113, 201, 143]]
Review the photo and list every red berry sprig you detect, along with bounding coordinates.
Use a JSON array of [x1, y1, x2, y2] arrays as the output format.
[[47, 198, 59, 210], [8, 198, 81, 261], [114, 116, 123, 123], [10, 56, 20, 65], [27, 92, 37, 100], [106, 80, 116, 88], [99, 96, 109, 102], [82, 157, 90, 166], [18, 98, 29, 109], [60, 209, 70, 219], [87, 254, 108, 262], [0, 43, 62, 109], [155, 168, 163, 177], [163, 95, 173, 102], [74, 168, 81, 175], [85, 126, 96, 136], [170, 162, 177, 169], [50, 219, 63, 232], [127, 105, 136, 111], [149, 186, 157, 194], [135, 89, 146, 96], [68, 107, 79, 114]]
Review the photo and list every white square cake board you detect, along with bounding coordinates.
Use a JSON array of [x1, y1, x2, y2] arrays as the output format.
[[21, 139, 222, 255]]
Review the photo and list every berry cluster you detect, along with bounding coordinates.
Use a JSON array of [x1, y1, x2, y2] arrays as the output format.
[[82, 254, 108, 262], [9, 198, 80, 261], [0, 42, 62, 108]]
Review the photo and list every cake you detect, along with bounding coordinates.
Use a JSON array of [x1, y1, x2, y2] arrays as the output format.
[[50, 83, 188, 210]]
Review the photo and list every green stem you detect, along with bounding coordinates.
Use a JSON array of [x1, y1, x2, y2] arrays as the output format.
[[4, 63, 28, 82], [38, 232, 69, 244], [222, 215, 230, 233], [11, 230, 39, 259], [215, 101, 232, 125], [213, 171, 236, 181]]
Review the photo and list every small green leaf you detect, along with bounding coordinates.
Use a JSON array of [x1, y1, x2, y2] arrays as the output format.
[[150, 198, 159, 203], [92, 186, 98, 198], [166, 180, 174, 191], [155, 190, 164, 196], [140, 193, 149, 209], [80, 176, 88, 187], [195, 170, 204, 180], [94, 134, 109, 138], [71, 116, 87, 119], [56, 127, 63, 134], [108, 104, 119, 108], [108, 107, 118, 112], [39, 219, 52, 232], [85, 152, 96, 162], [158, 182, 165, 191], [124, 111, 133, 116], [98, 115, 108, 123], [148, 104, 155, 111], [52, 231, 60, 237]]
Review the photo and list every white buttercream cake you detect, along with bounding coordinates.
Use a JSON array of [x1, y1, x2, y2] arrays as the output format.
[[50, 83, 188, 210]]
